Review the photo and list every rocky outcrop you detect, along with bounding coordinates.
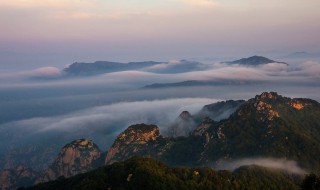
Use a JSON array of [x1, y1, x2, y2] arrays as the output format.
[[105, 124, 166, 164], [0, 166, 37, 190], [192, 117, 214, 137], [39, 139, 103, 182]]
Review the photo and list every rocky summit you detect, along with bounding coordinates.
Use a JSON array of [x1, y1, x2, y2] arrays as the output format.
[[38, 139, 103, 182], [105, 124, 165, 164]]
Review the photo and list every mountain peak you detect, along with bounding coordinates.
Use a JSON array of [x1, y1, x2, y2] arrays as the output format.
[[227, 56, 287, 66], [179, 111, 192, 120], [105, 124, 162, 164], [255, 92, 280, 100], [40, 139, 102, 182], [122, 124, 161, 144]]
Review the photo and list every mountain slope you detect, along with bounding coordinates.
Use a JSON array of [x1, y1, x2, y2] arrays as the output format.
[[199, 92, 320, 170], [24, 157, 301, 190], [196, 100, 245, 121], [0, 166, 37, 190], [104, 92, 320, 171], [167, 111, 196, 137]]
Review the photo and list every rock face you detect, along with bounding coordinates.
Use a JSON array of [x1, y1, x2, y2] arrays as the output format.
[[40, 139, 102, 182], [105, 124, 166, 164], [0, 166, 37, 190]]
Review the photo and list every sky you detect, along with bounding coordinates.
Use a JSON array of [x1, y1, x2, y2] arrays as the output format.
[[1, 0, 320, 70]]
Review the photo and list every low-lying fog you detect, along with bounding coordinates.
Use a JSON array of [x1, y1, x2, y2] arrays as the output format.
[[0, 57, 319, 170]]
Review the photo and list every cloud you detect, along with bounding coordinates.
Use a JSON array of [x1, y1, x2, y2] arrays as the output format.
[[0, 98, 218, 149], [259, 63, 289, 72], [216, 158, 308, 175], [32, 67, 61, 78], [1, 60, 320, 89], [144, 60, 208, 73], [298, 61, 320, 77]]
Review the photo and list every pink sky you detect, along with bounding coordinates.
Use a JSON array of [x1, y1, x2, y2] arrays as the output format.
[[0, 0, 320, 69]]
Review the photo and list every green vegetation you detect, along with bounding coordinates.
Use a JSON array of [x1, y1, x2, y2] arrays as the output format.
[[301, 173, 320, 190], [22, 157, 302, 190]]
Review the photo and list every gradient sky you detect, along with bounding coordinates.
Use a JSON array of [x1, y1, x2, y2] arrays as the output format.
[[1, 0, 320, 70]]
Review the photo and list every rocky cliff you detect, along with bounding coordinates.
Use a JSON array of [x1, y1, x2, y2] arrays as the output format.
[[105, 124, 166, 164], [39, 139, 103, 182]]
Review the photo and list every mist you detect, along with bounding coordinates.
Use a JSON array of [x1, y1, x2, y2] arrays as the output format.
[[216, 158, 308, 175], [1, 57, 320, 171], [0, 97, 218, 170]]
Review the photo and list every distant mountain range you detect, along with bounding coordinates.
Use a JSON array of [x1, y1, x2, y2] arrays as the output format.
[[2, 92, 320, 189], [63, 60, 208, 76], [63, 61, 162, 75], [144, 80, 257, 89], [62, 55, 287, 77], [225, 55, 288, 66]]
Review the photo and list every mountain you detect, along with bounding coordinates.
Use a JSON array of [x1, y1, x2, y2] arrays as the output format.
[[226, 56, 287, 66], [196, 100, 245, 121], [23, 157, 302, 190], [195, 92, 320, 169], [166, 101, 245, 137], [167, 111, 196, 137], [144, 79, 255, 89], [38, 139, 103, 182], [105, 124, 167, 165], [64, 61, 162, 75], [104, 92, 320, 171], [63, 60, 208, 76], [0, 166, 37, 190], [4, 92, 320, 189], [0, 139, 104, 189]]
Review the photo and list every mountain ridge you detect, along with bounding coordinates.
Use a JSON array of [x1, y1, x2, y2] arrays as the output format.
[[226, 56, 288, 66], [104, 92, 320, 171], [2, 92, 320, 189]]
